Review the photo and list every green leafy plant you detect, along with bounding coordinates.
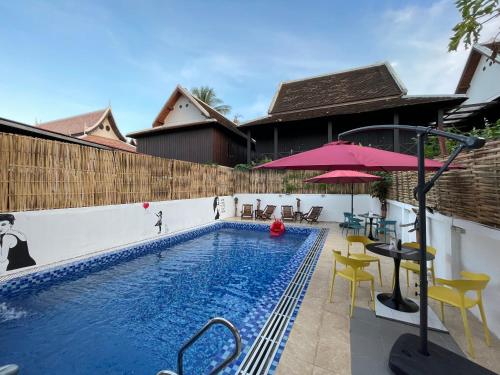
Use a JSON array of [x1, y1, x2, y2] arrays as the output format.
[[449, 0, 499, 51], [234, 157, 272, 171], [284, 182, 297, 194], [424, 119, 500, 158], [191, 86, 232, 115], [234, 163, 253, 171], [370, 172, 393, 217]]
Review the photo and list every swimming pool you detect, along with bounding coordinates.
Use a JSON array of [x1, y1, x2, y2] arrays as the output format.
[[0, 222, 325, 374]]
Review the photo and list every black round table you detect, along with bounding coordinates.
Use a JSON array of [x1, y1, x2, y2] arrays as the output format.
[[366, 242, 434, 313]]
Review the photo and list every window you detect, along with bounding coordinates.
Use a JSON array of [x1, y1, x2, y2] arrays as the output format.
[[106, 126, 110, 131], [99, 124, 104, 129], [179, 104, 183, 109]]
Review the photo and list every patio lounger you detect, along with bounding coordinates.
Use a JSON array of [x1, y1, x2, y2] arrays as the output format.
[[241, 204, 253, 219], [256, 205, 276, 220], [281, 205, 295, 221], [300, 206, 323, 223]]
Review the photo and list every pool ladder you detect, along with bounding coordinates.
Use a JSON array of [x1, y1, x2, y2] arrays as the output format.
[[0, 365, 19, 375], [157, 317, 242, 375]]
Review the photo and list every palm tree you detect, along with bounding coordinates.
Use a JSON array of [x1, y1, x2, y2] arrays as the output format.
[[191, 86, 231, 115]]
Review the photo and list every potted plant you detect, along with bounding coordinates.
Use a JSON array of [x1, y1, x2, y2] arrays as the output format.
[[370, 172, 393, 218]]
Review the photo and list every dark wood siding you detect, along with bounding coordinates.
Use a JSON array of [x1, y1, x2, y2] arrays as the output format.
[[212, 127, 247, 167], [136, 127, 214, 164], [246, 104, 448, 160]]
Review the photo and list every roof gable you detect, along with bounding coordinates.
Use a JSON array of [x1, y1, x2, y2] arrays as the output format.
[[456, 42, 500, 94], [38, 109, 107, 135], [129, 85, 247, 140], [268, 62, 406, 114], [153, 85, 211, 127], [37, 108, 127, 142]]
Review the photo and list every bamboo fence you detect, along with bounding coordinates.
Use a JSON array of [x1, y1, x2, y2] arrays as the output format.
[[1, 133, 499, 228], [388, 140, 500, 228]]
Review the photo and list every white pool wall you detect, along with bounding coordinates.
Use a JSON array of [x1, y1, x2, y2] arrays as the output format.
[[234, 193, 380, 222], [1, 196, 234, 276]]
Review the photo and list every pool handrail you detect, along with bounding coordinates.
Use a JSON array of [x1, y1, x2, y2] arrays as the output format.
[[157, 317, 242, 375]]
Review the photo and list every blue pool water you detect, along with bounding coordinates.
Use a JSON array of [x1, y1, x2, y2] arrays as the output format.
[[0, 226, 311, 374]]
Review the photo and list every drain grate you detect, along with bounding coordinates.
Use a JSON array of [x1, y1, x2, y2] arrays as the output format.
[[237, 228, 329, 375]]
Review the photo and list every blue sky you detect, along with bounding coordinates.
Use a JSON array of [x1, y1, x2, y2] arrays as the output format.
[[1, 0, 499, 135]]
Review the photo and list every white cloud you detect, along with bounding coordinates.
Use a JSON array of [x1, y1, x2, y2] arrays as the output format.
[[378, 1, 500, 95]]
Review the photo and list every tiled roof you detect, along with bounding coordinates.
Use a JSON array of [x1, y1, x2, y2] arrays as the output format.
[[240, 95, 466, 127], [269, 63, 405, 114], [0, 117, 112, 150], [79, 135, 136, 152], [38, 109, 107, 135]]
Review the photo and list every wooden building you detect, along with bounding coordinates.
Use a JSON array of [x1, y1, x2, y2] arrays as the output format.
[[0, 117, 113, 150], [445, 42, 500, 129], [239, 62, 466, 160], [38, 107, 136, 152], [128, 85, 251, 167]]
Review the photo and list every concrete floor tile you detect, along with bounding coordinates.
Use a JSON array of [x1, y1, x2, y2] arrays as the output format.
[[227, 219, 500, 374]]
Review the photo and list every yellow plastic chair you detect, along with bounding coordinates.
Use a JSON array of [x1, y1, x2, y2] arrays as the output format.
[[346, 235, 382, 286], [329, 250, 375, 317], [399, 242, 436, 288], [428, 271, 491, 357]]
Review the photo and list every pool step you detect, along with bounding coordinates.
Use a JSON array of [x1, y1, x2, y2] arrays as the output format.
[[157, 317, 242, 375], [236, 228, 329, 375]]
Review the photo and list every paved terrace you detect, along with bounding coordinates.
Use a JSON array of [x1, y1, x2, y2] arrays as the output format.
[[227, 219, 500, 375]]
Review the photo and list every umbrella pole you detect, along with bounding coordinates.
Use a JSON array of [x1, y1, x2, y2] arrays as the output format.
[[416, 133, 429, 355], [351, 183, 354, 216]]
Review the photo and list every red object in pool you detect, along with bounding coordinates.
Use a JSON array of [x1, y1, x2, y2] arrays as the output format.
[[270, 219, 285, 237], [143, 202, 150, 209]]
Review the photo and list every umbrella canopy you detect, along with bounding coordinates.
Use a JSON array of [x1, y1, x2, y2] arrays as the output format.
[[305, 169, 382, 183], [305, 170, 381, 216], [256, 140, 447, 171]]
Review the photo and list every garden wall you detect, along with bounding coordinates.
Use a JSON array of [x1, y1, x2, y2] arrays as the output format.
[[386, 200, 500, 338], [234, 193, 380, 223]]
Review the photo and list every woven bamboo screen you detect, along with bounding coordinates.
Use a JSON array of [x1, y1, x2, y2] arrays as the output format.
[[0, 133, 371, 212], [388, 140, 500, 228], [2, 133, 498, 228]]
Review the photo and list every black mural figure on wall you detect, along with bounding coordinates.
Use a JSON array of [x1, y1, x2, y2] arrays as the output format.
[[0, 214, 36, 272], [155, 211, 163, 234], [213, 197, 220, 220]]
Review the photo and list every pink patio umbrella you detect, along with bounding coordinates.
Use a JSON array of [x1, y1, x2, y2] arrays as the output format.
[[256, 140, 448, 171], [304, 170, 381, 216]]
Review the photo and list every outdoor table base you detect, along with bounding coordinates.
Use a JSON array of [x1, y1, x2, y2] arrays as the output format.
[[377, 257, 418, 313], [358, 214, 380, 241], [366, 217, 377, 241]]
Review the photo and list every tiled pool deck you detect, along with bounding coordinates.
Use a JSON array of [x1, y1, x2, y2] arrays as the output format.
[[227, 218, 500, 375]]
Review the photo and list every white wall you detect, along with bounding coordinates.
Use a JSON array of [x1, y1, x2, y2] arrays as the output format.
[[1, 196, 234, 276], [386, 200, 500, 338], [464, 54, 500, 104], [164, 95, 206, 126], [234, 193, 380, 223]]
